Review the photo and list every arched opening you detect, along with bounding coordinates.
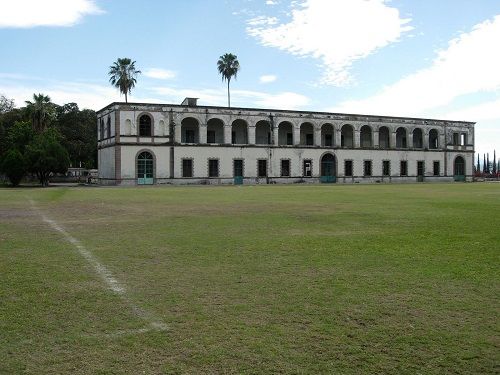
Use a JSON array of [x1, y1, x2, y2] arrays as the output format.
[[181, 117, 199, 143], [255, 120, 271, 145], [341, 124, 354, 148], [137, 151, 154, 185], [360, 125, 372, 147], [413, 128, 423, 148], [454, 156, 465, 181], [207, 118, 224, 143], [231, 119, 248, 144], [396, 127, 407, 148], [321, 123, 334, 147], [379, 126, 390, 149], [139, 115, 152, 137], [429, 129, 439, 149], [278, 121, 294, 145], [320, 153, 336, 183], [300, 122, 314, 146]]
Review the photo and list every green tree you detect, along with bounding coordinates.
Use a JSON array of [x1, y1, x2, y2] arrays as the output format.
[[476, 153, 480, 174], [0, 94, 15, 114], [493, 150, 497, 175], [217, 53, 240, 108], [0, 148, 26, 186], [25, 130, 70, 186], [25, 93, 56, 133], [108, 58, 141, 103]]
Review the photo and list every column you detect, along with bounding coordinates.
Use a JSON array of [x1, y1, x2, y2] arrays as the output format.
[[175, 123, 182, 143], [273, 126, 279, 145], [314, 127, 321, 146], [224, 125, 232, 144], [408, 132, 413, 149], [199, 123, 207, 144], [423, 131, 429, 149], [373, 130, 379, 148], [294, 126, 301, 146], [248, 125, 256, 145], [354, 130, 360, 148], [391, 131, 397, 149], [335, 128, 341, 147]]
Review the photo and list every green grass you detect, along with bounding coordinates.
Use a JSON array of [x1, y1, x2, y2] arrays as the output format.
[[0, 183, 498, 374]]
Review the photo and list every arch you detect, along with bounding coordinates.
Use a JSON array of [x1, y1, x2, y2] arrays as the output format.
[[360, 125, 372, 147], [181, 117, 199, 143], [341, 124, 354, 148], [138, 114, 152, 137], [320, 153, 337, 183], [136, 150, 155, 185], [413, 128, 423, 148], [231, 119, 248, 144], [300, 122, 314, 146], [106, 116, 112, 138], [255, 120, 271, 145], [125, 119, 132, 135], [379, 126, 390, 149], [396, 127, 407, 148], [321, 123, 334, 147], [454, 155, 466, 181], [278, 121, 294, 145], [207, 118, 225, 143], [429, 128, 439, 149]]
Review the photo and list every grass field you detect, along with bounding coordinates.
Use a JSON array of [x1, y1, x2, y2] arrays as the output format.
[[0, 183, 499, 374]]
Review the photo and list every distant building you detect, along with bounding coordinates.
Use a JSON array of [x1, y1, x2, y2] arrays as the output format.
[[96, 98, 474, 185]]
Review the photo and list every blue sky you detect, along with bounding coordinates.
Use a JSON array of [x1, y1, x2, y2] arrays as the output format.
[[0, 0, 499, 155]]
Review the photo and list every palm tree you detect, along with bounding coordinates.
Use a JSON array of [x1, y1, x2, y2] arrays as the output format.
[[217, 53, 240, 108], [108, 58, 141, 103], [25, 93, 55, 133]]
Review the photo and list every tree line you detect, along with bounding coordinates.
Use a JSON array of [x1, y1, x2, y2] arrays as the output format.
[[0, 93, 97, 186], [475, 151, 499, 177]]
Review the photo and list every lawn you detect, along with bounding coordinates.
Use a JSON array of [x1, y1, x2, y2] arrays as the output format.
[[0, 183, 498, 374]]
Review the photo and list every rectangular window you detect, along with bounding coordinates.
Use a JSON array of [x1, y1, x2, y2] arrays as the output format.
[[182, 159, 193, 178], [306, 134, 314, 145], [344, 160, 353, 177], [281, 159, 290, 177], [460, 133, 467, 146], [433, 161, 440, 176], [208, 159, 219, 177], [303, 160, 312, 177], [207, 130, 215, 143], [325, 134, 332, 146], [185, 130, 195, 143], [382, 160, 390, 176], [286, 133, 293, 145], [234, 159, 244, 177], [258, 160, 267, 177], [453, 132, 459, 146], [364, 160, 372, 177], [417, 161, 424, 177], [400, 161, 408, 176]]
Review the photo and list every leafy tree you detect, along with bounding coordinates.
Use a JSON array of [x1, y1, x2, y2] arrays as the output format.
[[25, 130, 70, 186], [217, 53, 240, 108], [0, 94, 15, 114], [108, 58, 141, 103], [25, 93, 56, 133], [6, 121, 34, 154], [0, 148, 26, 186]]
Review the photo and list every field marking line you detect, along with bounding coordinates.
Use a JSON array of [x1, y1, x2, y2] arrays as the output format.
[[29, 199, 168, 335]]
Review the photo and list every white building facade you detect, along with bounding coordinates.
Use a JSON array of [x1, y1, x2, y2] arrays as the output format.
[[97, 99, 475, 185]]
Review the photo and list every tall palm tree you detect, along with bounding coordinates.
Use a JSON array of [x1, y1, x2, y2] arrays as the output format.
[[217, 53, 240, 108], [108, 58, 141, 103], [25, 93, 55, 133]]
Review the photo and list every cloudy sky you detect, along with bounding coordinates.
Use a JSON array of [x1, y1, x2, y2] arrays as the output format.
[[0, 0, 499, 155]]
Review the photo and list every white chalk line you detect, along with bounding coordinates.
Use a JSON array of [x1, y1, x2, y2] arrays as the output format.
[[29, 199, 168, 337]]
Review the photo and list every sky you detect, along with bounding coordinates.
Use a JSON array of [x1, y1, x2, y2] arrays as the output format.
[[0, 0, 499, 156]]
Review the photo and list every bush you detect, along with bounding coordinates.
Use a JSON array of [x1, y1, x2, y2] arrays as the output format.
[[1, 148, 26, 186]]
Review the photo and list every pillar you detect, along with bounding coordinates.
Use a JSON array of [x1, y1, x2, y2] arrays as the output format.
[[199, 123, 207, 144], [314, 127, 321, 146], [224, 125, 232, 144], [354, 130, 360, 148], [248, 125, 256, 145], [294, 126, 300, 146], [391, 132, 397, 149]]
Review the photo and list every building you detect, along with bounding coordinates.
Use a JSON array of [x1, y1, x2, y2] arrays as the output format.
[[97, 98, 474, 185]]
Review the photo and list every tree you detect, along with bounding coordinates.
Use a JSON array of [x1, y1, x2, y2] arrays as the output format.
[[108, 58, 141, 103], [476, 153, 480, 174], [483, 154, 487, 174], [25, 93, 56, 133], [25, 130, 70, 186], [0, 148, 26, 186], [493, 150, 497, 175], [0, 94, 15, 114], [217, 53, 240, 108]]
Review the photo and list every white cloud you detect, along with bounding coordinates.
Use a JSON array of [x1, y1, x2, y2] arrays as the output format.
[[330, 15, 500, 118], [259, 74, 277, 83], [266, 0, 278, 5], [0, 0, 103, 28], [143, 68, 177, 80], [247, 0, 412, 86]]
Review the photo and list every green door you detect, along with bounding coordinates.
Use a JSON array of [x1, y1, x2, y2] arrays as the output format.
[[454, 156, 465, 181], [137, 152, 154, 185], [320, 154, 336, 183]]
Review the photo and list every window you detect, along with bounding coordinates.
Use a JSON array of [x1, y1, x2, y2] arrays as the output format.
[[99, 119, 104, 140], [258, 160, 267, 177], [208, 159, 219, 177], [303, 160, 312, 177], [453, 132, 460, 146], [182, 159, 193, 178], [325, 134, 332, 147], [281, 160, 290, 177], [185, 129, 195, 143], [460, 133, 467, 146], [207, 130, 216, 143], [400, 161, 408, 176], [417, 161, 424, 177], [344, 160, 353, 177], [433, 161, 440, 176], [234, 159, 244, 177], [106, 117, 111, 138], [286, 133, 293, 145], [382, 160, 390, 176], [306, 134, 314, 145], [363, 160, 372, 176], [139, 115, 152, 137]]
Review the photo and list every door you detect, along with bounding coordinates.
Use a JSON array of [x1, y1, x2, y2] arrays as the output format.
[[454, 156, 465, 181], [417, 161, 424, 182], [320, 154, 336, 183], [137, 151, 154, 185]]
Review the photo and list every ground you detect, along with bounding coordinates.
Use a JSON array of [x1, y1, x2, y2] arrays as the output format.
[[0, 183, 498, 374]]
